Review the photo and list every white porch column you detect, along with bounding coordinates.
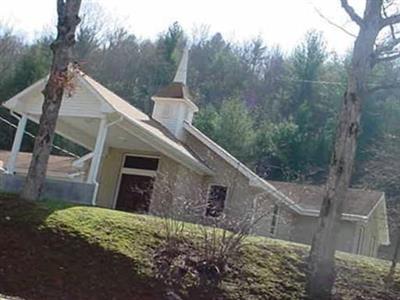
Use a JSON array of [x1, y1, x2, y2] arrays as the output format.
[[6, 113, 28, 174], [87, 117, 108, 183]]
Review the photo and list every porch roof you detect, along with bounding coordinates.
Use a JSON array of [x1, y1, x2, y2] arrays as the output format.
[[2, 73, 212, 176]]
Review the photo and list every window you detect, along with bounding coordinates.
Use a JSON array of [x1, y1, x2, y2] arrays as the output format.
[[124, 156, 159, 171], [270, 204, 280, 236], [369, 236, 376, 256], [356, 227, 365, 254], [206, 185, 227, 217]]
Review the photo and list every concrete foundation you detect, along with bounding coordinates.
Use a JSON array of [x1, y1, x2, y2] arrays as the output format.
[[0, 173, 94, 205]]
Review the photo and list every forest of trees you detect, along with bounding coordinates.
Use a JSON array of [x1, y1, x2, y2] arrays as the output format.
[[1, 3, 400, 254]]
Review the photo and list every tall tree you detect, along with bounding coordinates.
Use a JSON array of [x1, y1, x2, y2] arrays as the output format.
[[291, 30, 327, 117], [21, 0, 82, 201], [307, 1, 400, 298], [290, 31, 331, 173], [195, 98, 255, 163]]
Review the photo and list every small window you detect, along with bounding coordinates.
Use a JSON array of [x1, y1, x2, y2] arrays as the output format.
[[124, 156, 159, 170], [369, 236, 376, 256], [206, 185, 227, 217], [357, 227, 365, 254], [270, 204, 279, 236]]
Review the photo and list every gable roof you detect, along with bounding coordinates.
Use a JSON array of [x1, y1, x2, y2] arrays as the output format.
[[270, 181, 384, 218], [81, 74, 211, 175], [183, 124, 389, 244], [152, 82, 198, 112], [183, 122, 387, 224], [183, 122, 307, 214], [80, 74, 148, 121], [154, 82, 192, 99], [2, 73, 212, 176]]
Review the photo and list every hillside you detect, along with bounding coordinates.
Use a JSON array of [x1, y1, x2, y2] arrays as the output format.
[[0, 194, 399, 300]]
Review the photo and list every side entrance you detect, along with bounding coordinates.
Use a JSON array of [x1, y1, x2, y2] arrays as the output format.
[[114, 155, 159, 213]]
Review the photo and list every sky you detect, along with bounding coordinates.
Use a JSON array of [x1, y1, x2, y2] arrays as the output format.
[[0, 0, 364, 54]]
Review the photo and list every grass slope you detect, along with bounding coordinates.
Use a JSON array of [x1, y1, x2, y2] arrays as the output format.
[[0, 194, 399, 300]]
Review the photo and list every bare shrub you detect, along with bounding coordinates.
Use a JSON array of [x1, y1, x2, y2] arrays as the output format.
[[151, 170, 279, 297], [193, 215, 251, 288]]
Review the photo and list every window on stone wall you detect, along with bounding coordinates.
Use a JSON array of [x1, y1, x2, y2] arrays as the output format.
[[270, 204, 280, 236], [356, 227, 365, 254], [206, 185, 227, 217], [369, 236, 376, 256]]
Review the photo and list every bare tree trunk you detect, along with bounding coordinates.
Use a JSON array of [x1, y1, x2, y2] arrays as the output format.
[[306, 1, 383, 298], [20, 0, 81, 201]]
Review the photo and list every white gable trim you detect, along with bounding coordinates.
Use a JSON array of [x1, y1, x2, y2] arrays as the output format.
[[3, 78, 47, 110], [3, 75, 111, 118], [3, 75, 114, 115]]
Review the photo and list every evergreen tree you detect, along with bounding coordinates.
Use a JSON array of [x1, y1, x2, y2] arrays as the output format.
[[213, 98, 255, 163]]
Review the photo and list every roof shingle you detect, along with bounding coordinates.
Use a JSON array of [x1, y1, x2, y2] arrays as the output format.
[[153, 82, 192, 99], [270, 181, 384, 217]]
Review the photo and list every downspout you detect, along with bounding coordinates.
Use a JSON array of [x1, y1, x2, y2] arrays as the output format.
[[90, 116, 123, 206]]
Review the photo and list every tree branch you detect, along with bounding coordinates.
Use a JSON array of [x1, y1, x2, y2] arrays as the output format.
[[313, 5, 357, 38], [367, 82, 400, 94], [381, 14, 400, 28], [376, 52, 400, 63], [382, 4, 397, 39], [340, 0, 364, 26], [376, 37, 400, 54]]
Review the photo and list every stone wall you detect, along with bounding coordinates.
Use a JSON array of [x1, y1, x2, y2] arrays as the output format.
[[184, 131, 266, 229]]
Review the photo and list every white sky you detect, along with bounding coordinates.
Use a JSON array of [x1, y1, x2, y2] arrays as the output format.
[[0, 0, 364, 54]]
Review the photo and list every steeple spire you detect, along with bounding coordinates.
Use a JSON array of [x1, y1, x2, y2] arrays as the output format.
[[151, 45, 198, 140], [173, 46, 189, 85]]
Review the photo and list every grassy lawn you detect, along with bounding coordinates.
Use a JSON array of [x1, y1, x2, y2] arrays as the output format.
[[0, 194, 399, 300]]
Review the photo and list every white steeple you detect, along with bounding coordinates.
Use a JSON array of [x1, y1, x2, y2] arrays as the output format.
[[151, 47, 198, 140], [173, 46, 189, 85]]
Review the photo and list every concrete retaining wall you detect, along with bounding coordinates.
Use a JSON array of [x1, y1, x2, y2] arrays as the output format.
[[0, 173, 94, 205]]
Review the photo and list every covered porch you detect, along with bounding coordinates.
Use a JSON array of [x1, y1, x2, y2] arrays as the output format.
[[0, 111, 167, 208], [1, 73, 210, 210]]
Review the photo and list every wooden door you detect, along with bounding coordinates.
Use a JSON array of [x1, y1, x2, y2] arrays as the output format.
[[115, 174, 154, 213]]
